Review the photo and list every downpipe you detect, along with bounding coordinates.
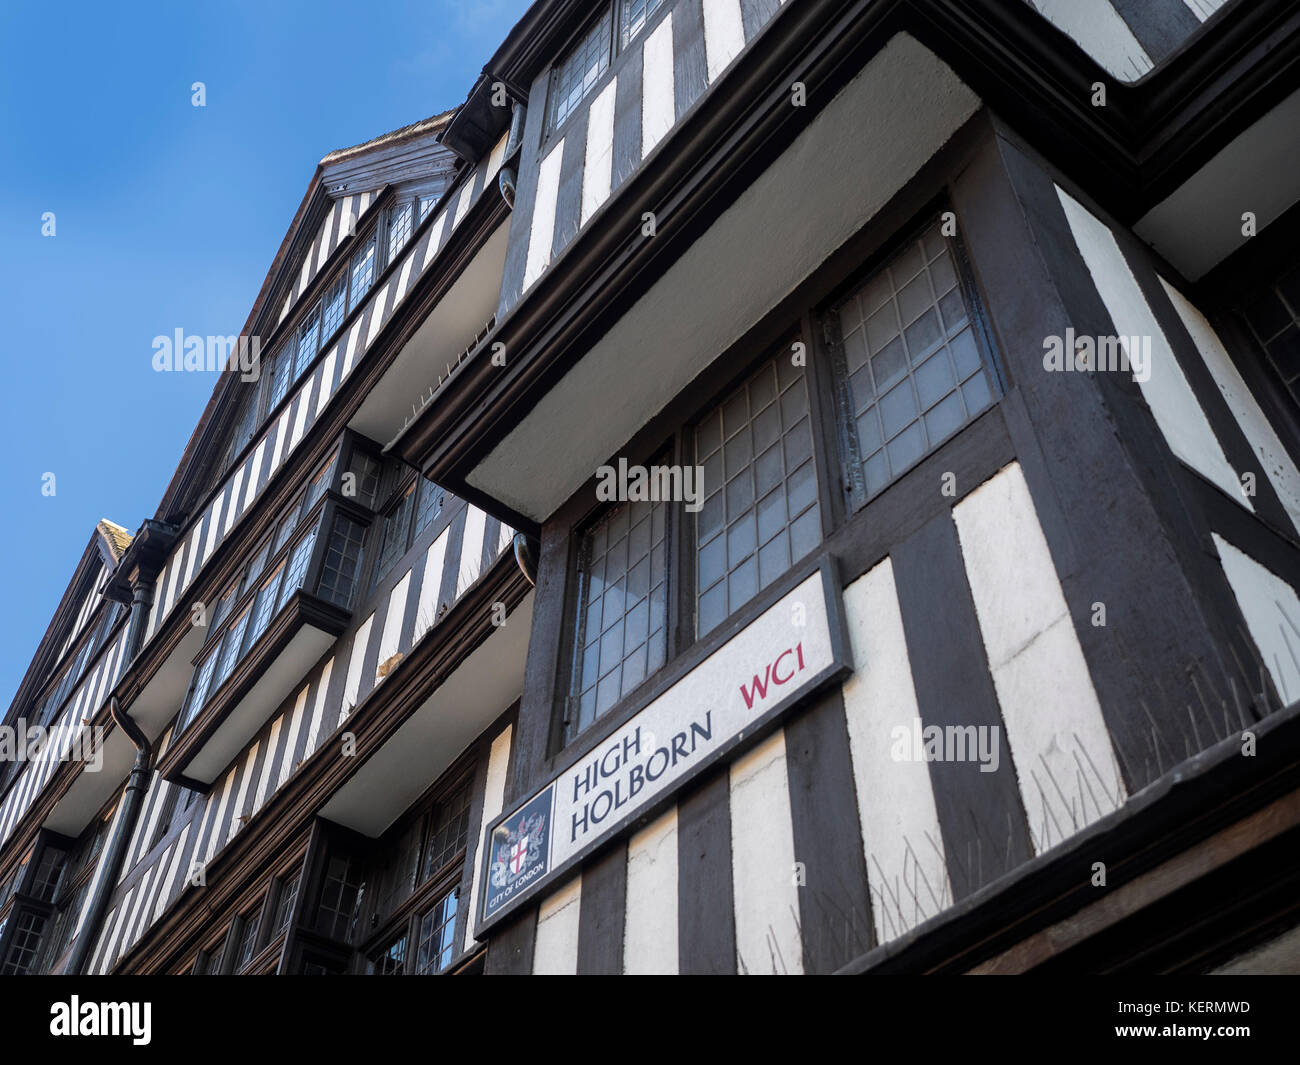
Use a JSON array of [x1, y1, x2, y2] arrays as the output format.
[[497, 99, 527, 209], [63, 705, 152, 974]]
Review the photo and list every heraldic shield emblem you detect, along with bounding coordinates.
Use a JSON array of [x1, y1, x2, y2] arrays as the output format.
[[483, 786, 554, 919]]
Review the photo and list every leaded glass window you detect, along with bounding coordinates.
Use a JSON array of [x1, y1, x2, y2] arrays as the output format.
[[619, 0, 664, 47], [421, 780, 471, 881], [414, 888, 459, 974], [567, 495, 667, 740], [548, 11, 612, 133], [322, 274, 347, 339], [386, 202, 414, 264], [349, 237, 377, 312], [694, 353, 821, 637], [833, 218, 997, 503], [293, 305, 321, 380], [279, 528, 317, 608], [318, 515, 366, 609]]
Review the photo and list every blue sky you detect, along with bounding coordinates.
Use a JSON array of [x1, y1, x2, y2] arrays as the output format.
[[0, 0, 531, 709]]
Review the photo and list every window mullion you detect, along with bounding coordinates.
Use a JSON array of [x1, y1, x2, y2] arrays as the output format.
[[669, 428, 691, 659]]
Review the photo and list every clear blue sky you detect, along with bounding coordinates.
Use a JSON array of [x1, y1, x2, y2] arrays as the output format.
[[0, 0, 531, 710]]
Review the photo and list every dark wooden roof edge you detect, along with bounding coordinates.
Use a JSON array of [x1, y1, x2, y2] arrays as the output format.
[[1, 526, 128, 730]]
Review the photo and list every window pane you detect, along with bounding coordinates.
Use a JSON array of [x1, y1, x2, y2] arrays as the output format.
[[549, 11, 612, 132], [349, 237, 377, 311], [280, 526, 318, 608], [421, 780, 471, 881], [242, 541, 270, 596], [32, 847, 66, 902], [306, 448, 339, 509], [274, 496, 303, 552], [345, 449, 382, 508], [369, 934, 407, 975], [415, 888, 459, 974], [386, 202, 413, 263], [568, 494, 667, 742], [215, 611, 249, 686], [375, 484, 415, 583], [227, 388, 258, 469], [315, 855, 362, 943], [836, 219, 997, 503], [267, 346, 293, 411], [182, 651, 219, 730], [293, 306, 321, 380], [414, 478, 444, 537], [1, 911, 48, 975], [317, 515, 366, 608], [362, 819, 424, 929], [321, 274, 347, 339], [619, 0, 664, 48], [694, 354, 821, 637], [235, 909, 262, 971], [245, 564, 285, 649], [211, 582, 238, 629], [272, 871, 301, 934]]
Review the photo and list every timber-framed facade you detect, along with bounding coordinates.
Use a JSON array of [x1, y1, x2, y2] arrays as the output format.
[[4, 0, 1300, 977]]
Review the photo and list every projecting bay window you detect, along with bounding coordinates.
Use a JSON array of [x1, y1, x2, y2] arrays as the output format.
[[356, 774, 472, 976], [293, 768, 474, 974], [0, 833, 78, 974], [162, 500, 360, 774], [160, 445, 373, 786]]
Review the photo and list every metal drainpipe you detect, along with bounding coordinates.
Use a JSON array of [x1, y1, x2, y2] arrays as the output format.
[[497, 99, 527, 208], [64, 579, 157, 975], [512, 533, 539, 586]]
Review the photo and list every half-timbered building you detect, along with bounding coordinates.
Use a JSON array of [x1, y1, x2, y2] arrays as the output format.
[[3, 0, 1300, 976]]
